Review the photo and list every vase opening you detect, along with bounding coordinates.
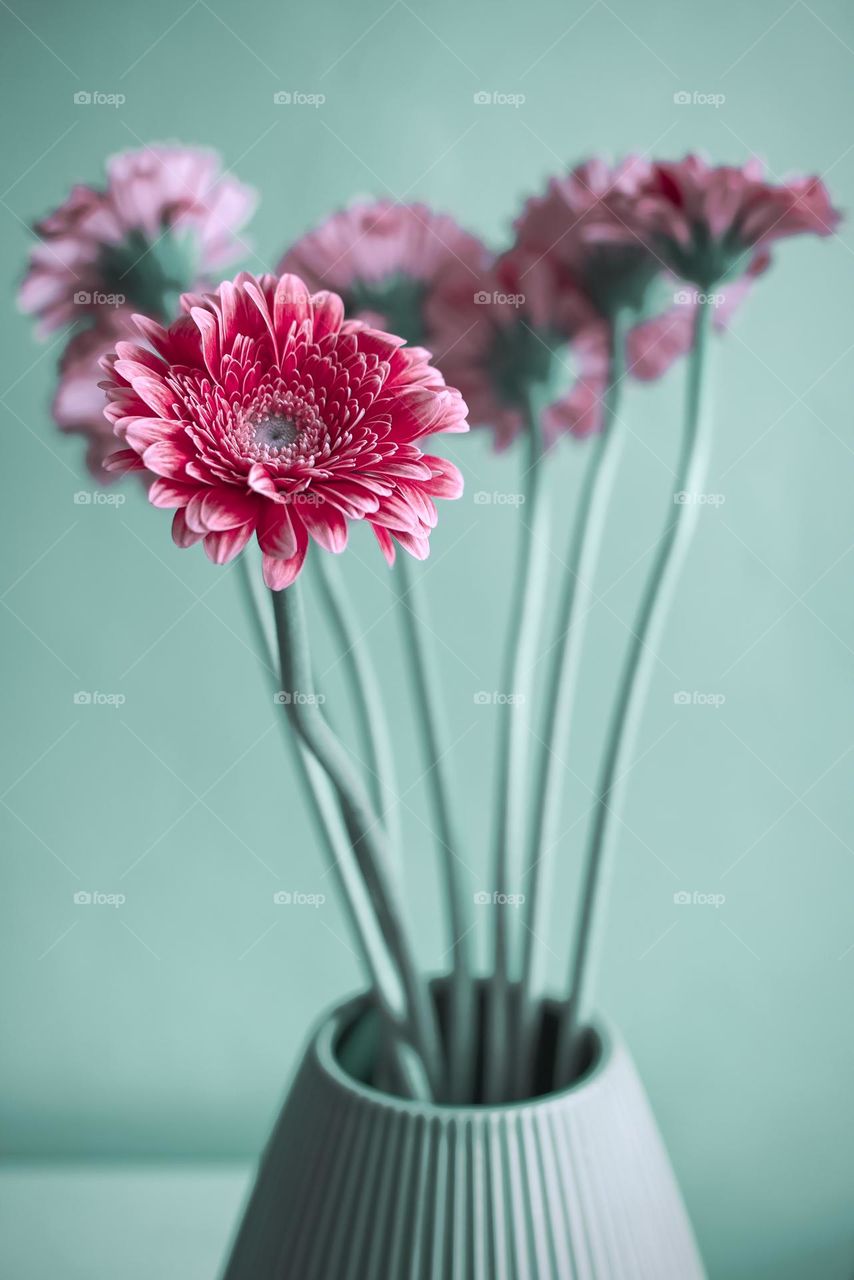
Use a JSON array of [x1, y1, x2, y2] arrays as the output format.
[[224, 991, 707, 1280], [330, 977, 602, 1107]]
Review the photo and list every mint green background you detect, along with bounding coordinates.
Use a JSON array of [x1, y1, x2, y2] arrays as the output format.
[[2, 0, 853, 1276]]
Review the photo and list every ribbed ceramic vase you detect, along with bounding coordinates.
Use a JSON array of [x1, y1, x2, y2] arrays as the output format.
[[222, 985, 705, 1279]]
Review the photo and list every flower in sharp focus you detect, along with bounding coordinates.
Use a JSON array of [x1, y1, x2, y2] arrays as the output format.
[[20, 145, 257, 336], [584, 154, 841, 288], [427, 234, 612, 447], [102, 272, 468, 588], [277, 200, 490, 349]]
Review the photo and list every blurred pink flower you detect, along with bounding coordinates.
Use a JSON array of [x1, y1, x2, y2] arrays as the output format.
[[277, 200, 489, 348], [512, 157, 658, 312], [279, 196, 629, 447], [102, 273, 468, 588], [427, 243, 608, 446], [20, 145, 256, 336], [627, 276, 752, 380], [584, 155, 841, 286], [53, 317, 136, 482], [429, 156, 725, 446], [478, 157, 764, 435]]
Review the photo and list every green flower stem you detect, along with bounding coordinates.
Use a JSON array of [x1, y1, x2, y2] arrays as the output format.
[[484, 393, 551, 1104], [271, 576, 443, 1098], [235, 554, 429, 1099], [394, 556, 474, 1103], [312, 554, 402, 855], [555, 297, 715, 1087], [512, 316, 628, 1098]]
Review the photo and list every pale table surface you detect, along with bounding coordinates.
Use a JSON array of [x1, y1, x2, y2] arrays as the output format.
[[0, 1164, 251, 1280]]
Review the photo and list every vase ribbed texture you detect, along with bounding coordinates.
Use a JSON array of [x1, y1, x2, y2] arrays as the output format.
[[222, 991, 705, 1280]]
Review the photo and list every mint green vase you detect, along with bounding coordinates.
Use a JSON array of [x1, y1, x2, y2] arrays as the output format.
[[222, 986, 705, 1278]]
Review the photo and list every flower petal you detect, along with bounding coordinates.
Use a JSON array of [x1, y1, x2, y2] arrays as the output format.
[[204, 524, 253, 564], [421, 456, 464, 499], [257, 501, 298, 559], [200, 489, 258, 530], [149, 478, 194, 509], [298, 500, 349, 553], [261, 533, 308, 590], [172, 508, 204, 548], [372, 523, 396, 566]]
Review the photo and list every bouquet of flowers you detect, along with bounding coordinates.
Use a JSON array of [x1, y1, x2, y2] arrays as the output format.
[[20, 144, 839, 1107]]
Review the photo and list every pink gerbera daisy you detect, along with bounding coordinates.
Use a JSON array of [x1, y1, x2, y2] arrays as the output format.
[[277, 200, 489, 349], [426, 242, 608, 446], [514, 157, 660, 315], [516, 158, 748, 371], [102, 273, 468, 588], [585, 155, 841, 287], [53, 317, 138, 482], [429, 153, 727, 447], [20, 145, 256, 336]]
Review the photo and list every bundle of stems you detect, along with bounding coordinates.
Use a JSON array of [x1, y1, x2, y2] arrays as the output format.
[[237, 299, 713, 1104], [501, 298, 714, 1096], [238, 541, 475, 1102]]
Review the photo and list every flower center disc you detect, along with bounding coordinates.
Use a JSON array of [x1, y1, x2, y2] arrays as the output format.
[[236, 389, 327, 466], [254, 414, 300, 451]]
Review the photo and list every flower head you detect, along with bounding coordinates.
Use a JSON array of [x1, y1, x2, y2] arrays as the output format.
[[102, 272, 467, 588], [20, 145, 256, 336], [429, 157, 716, 446], [54, 316, 138, 482], [427, 242, 606, 446], [277, 200, 489, 348], [467, 156, 760, 438], [585, 155, 841, 287], [513, 157, 662, 318]]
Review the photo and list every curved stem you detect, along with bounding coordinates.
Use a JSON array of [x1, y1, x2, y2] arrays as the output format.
[[555, 298, 714, 1086], [484, 396, 551, 1103], [235, 554, 428, 1098], [271, 577, 443, 1098], [513, 317, 627, 1097], [394, 556, 473, 1102], [312, 555, 402, 854]]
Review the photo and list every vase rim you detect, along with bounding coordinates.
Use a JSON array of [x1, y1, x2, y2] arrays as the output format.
[[308, 988, 618, 1117]]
